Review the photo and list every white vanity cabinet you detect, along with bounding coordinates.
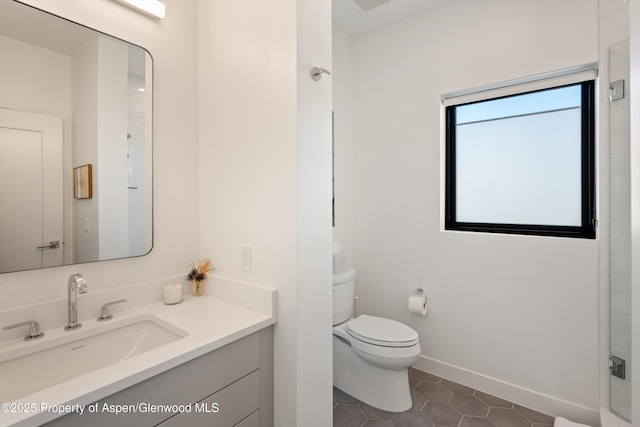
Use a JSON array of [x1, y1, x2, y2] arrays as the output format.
[[43, 328, 273, 427]]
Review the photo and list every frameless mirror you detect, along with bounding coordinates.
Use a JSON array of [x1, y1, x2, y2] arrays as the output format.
[[0, 1, 153, 273]]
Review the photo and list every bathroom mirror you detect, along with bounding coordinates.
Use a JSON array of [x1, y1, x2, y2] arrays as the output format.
[[0, 1, 153, 273]]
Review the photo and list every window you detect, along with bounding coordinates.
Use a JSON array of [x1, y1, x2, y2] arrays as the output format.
[[445, 80, 596, 239]]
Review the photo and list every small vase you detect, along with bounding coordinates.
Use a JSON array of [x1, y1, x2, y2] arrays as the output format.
[[192, 280, 205, 296]]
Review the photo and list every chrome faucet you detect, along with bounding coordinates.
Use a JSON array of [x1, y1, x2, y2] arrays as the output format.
[[4, 320, 44, 341], [97, 299, 127, 321], [65, 273, 88, 331]]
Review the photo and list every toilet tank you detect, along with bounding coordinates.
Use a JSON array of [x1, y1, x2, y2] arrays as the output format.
[[333, 268, 356, 326]]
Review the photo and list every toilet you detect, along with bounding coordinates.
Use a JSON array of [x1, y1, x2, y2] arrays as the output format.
[[333, 268, 421, 412]]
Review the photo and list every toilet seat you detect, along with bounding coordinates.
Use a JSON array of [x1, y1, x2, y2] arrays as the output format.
[[347, 315, 419, 348], [334, 315, 421, 369]]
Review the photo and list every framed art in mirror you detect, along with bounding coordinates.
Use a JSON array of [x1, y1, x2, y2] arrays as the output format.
[[73, 164, 92, 199]]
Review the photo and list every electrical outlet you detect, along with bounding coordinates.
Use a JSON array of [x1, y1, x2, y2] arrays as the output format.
[[240, 244, 252, 273]]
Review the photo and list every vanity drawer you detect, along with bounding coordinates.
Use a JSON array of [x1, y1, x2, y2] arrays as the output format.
[[236, 410, 260, 427], [158, 370, 259, 427]]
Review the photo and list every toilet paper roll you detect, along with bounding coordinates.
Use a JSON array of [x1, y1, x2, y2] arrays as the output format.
[[408, 293, 428, 316], [333, 252, 346, 275]]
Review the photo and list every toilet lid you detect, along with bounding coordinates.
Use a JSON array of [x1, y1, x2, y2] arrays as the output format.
[[347, 315, 419, 348]]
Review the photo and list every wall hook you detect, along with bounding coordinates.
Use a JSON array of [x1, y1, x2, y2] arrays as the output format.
[[311, 66, 331, 81]]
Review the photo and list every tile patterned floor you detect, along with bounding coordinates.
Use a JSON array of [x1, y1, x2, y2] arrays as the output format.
[[333, 368, 555, 427]]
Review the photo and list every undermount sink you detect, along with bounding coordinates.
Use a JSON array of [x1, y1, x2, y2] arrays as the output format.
[[0, 314, 187, 403]]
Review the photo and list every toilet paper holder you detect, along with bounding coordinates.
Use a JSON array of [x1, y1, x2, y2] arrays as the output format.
[[413, 287, 424, 296]]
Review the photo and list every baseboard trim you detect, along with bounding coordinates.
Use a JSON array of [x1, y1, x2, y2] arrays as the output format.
[[413, 355, 600, 426], [599, 407, 631, 427]]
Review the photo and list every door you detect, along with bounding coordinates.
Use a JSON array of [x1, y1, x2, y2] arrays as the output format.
[[0, 108, 63, 272], [608, 39, 631, 422]]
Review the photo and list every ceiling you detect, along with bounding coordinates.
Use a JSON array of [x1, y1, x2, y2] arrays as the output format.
[[3, 0, 450, 56], [332, 0, 453, 38], [0, 1, 147, 77], [0, 0, 89, 55]]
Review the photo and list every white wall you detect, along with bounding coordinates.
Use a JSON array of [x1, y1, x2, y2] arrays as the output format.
[[348, 0, 600, 420], [0, 0, 200, 309], [0, 35, 71, 115], [197, 1, 332, 426], [197, 2, 298, 425], [72, 35, 100, 263], [332, 27, 356, 265], [127, 74, 150, 256], [0, 34, 74, 264], [97, 36, 130, 260], [295, 2, 333, 425]]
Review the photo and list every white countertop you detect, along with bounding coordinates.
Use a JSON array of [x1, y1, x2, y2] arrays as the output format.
[[0, 294, 276, 427]]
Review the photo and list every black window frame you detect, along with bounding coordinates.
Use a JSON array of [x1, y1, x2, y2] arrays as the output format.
[[445, 80, 596, 239]]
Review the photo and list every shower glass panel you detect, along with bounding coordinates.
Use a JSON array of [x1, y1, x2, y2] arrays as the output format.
[[609, 39, 631, 422]]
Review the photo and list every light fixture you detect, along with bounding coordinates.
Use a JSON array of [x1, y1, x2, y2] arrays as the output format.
[[114, 0, 165, 19]]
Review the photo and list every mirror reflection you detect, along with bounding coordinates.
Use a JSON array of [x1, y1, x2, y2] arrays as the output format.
[[0, 1, 153, 273]]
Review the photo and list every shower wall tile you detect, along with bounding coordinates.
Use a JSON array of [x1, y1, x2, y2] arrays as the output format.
[[611, 233, 631, 254], [611, 272, 631, 294], [600, 233, 611, 254], [611, 331, 631, 354], [610, 194, 631, 214], [600, 194, 611, 216], [611, 313, 631, 334], [610, 155, 631, 174], [600, 173, 611, 196], [611, 133, 630, 154], [599, 271, 611, 291], [610, 174, 630, 194], [610, 214, 631, 234], [600, 153, 611, 176], [600, 289, 611, 311], [611, 253, 632, 274], [600, 132, 611, 155], [600, 319, 611, 349], [611, 292, 632, 312], [600, 248, 611, 272]]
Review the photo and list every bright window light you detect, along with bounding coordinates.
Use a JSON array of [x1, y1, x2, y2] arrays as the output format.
[[445, 81, 596, 239]]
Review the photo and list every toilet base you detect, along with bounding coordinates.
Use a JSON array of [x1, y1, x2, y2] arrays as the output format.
[[333, 335, 413, 412]]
